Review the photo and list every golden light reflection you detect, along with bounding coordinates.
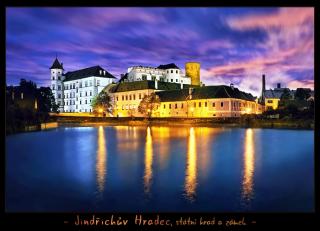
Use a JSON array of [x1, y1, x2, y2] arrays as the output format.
[[144, 126, 153, 195], [242, 128, 255, 204], [96, 126, 107, 193], [184, 127, 197, 202], [116, 126, 140, 153]]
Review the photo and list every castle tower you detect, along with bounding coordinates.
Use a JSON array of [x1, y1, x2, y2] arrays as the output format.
[[185, 62, 200, 86], [50, 57, 64, 112]]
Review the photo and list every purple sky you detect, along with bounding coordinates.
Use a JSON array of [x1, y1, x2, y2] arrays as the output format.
[[6, 7, 314, 96]]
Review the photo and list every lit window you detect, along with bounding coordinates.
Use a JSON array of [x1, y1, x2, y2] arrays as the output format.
[[21, 93, 24, 99]]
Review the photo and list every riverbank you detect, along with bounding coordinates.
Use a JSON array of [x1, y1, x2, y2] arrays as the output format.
[[55, 116, 314, 130]]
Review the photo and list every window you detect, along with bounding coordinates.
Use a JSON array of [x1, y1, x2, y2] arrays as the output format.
[[142, 75, 147, 80], [21, 93, 24, 99], [194, 102, 196, 107], [58, 94, 61, 99], [90, 91, 92, 96], [122, 95, 124, 101], [139, 93, 141, 99], [267, 100, 273, 103], [175, 103, 177, 109], [171, 70, 173, 73], [58, 85, 61, 90], [52, 76, 55, 80], [169, 104, 171, 109], [125, 95, 128, 100], [76, 97, 78, 101], [199, 102, 201, 107], [133, 94, 136, 100], [212, 102, 215, 107], [205, 102, 207, 107], [164, 104, 166, 109], [80, 92, 82, 97], [85, 81, 88, 87], [122, 105, 124, 110], [85, 100, 87, 104], [73, 83, 75, 89], [79, 82, 82, 88], [58, 76, 61, 80], [176, 70, 178, 74], [181, 103, 184, 108], [80, 100, 81, 105], [89, 81, 92, 86], [176, 79, 178, 82], [52, 85, 55, 90], [97, 80, 100, 86], [129, 95, 132, 100], [85, 92, 87, 96], [116, 96, 118, 101], [171, 79, 173, 82], [151, 76, 156, 81], [167, 70, 169, 74], [221, 102, 224, 107]]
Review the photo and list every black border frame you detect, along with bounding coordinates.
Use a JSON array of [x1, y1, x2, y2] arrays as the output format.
[[1, 1, 318, 230]]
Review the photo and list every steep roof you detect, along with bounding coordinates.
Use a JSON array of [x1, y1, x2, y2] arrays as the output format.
[[63, 66, 116, 82], [157, 63, 180, 70], [155, 85, 256, 102], [50, 58, 64, 70], [110, 80, 194, 93], [264, 88, 291, 99]]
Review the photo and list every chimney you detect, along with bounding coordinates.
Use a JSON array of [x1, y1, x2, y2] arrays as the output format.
[[261, 74, 266, 101], [230, 83, 234, 90], [277, 83, 281, 88], [155, 79, 158, 89]]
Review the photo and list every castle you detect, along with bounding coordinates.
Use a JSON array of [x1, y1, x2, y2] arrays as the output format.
[[49, 58, 264, 117]]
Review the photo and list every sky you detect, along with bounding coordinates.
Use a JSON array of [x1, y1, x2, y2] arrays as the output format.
[[6, 7, 314, 96]]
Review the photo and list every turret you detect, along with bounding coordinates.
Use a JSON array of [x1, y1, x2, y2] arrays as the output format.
[[185, 62, 200, 86], [50, 57, 64, 112]]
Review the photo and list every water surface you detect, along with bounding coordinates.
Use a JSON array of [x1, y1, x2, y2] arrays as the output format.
[[6, 126, 314, 212]]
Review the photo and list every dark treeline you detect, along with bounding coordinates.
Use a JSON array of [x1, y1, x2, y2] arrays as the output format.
[[6, 79, 58, 134]]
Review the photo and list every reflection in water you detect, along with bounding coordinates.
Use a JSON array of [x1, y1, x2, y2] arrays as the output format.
[[96, 126, 107, 194], [184, 127, 197, 202], [116, 126, 140, 153], [144, 127, 153, 195], [242, 129, 255, 205]]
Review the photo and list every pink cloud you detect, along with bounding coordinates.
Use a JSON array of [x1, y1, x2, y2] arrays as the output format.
[[227, 7, 314, 30]]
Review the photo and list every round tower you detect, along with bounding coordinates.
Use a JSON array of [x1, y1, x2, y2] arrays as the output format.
[[185, 62, 200, 86]]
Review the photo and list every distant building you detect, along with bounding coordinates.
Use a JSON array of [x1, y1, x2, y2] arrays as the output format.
[[50, 57, 117, 112], [125, 63, 192, 85], [6, 85, 38, 111]]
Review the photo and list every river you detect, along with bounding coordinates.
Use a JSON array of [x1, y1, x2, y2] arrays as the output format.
[[5, 126, 314, 212]]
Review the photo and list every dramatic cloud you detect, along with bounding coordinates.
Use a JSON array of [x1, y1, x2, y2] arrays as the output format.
[[6, 7, 314, 96]]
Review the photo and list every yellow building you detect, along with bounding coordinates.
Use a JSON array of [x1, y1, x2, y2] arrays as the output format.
[[265, 98, 280, 110], [109, 81, 263, 118]]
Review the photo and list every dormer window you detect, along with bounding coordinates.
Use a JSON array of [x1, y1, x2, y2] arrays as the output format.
[[103, 70, 106, 75], [99, 70, 102, 75]]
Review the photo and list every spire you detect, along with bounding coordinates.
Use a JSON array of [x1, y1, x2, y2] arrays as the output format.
[[50, 57, 64, 70]]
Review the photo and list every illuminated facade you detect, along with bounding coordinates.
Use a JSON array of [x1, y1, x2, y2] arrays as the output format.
[[110, 81, 264, 118], [125, 63, 192, 85], [50, 58, 116, 112]]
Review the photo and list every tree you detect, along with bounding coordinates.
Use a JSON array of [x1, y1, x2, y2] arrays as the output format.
[[280, 88, 292, 100], [91, 90, 113, 115], [138, 93, 160, 118], [295, 88, 311, 101], [37, 87, 59, 113]]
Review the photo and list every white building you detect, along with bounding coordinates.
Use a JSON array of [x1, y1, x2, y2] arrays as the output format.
[[50, 58, 116, 112], [125, 63, 191, 85]]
